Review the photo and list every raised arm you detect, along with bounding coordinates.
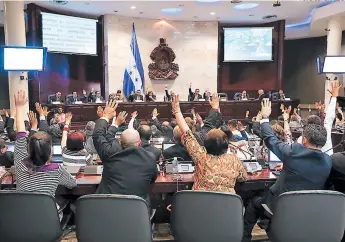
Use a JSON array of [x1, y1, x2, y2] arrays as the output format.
[[199, 94, 221, 141], [92, 100, 122, 160], [165, 86, 171, 100], [27, 111, 38, 139], [259, 99, 293, 161], [128, 111, 138, 130], [61, 112, 72, 149]]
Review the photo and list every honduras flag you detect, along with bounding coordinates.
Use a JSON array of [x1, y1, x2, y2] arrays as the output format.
[[123, 23, 145, 97]]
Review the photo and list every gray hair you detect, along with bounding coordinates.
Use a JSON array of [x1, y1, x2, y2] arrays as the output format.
[[303, 124, 327, 148]]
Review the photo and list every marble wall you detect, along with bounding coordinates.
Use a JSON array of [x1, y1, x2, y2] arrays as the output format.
[[104, 15, 218, 100]]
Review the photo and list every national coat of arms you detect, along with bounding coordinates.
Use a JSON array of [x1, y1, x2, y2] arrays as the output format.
[[148, 38, 179, 80]]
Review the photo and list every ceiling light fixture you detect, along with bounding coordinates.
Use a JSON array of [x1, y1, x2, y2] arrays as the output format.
[[160, 8, 183, 14], [130, 6, 136, 9], [233, 3, 259, 10], [210, 12, 216, 15]]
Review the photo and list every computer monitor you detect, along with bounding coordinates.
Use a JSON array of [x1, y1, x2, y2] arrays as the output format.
[[53, 145, 62, 156], [162, 143, 176, 151]]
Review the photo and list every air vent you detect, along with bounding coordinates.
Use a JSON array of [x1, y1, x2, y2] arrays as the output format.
[[51, 0, 68, 5], [262, 15, 277, 20]]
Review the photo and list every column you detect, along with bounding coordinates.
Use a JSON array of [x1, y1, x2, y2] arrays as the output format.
[[325, 16, 343, 106], [3, 1, 29, 115]]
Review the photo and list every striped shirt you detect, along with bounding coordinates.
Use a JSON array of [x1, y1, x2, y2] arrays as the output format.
[[14, 136, 77, 198], [62, 147, 92, 166]]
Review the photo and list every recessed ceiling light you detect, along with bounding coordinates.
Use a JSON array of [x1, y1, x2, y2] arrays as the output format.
[[130, 6, 136, 9], [234, 3, 259, 10], [160, 8, 183, 14], [210, 12, 216, 15]]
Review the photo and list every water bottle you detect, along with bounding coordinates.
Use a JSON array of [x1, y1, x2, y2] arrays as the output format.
[[172, 157, 179, 177]]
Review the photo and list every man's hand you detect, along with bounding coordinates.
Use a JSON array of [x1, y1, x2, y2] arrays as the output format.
[[261, 98, 271, 118], [171, 95, 181, 115], [189, 82, 192, 88], [103, 100, 118, 120], [115, 111, 128, 126], [65, 112, 73, 126], [308, 104, 311, 112], [256, 111, 262, 121], [165, 85, 168, 89], [328, 81, 342, 98], [209, 93, 219, 110], [82, 90, 87, 96], [97, 106, 104, 118], [196, 113, 203, 124], [27, 111, 38, 129], [152, 108, 159, 118], [293, 108, 298, 115], [245, 111, 250, 118], [191, 108, 195, 116], [42, 106, 50, 116], [283, 109, 289, 121], [35, 103, 44, 117], [280, 104, 284, 112], [131, 111, 138, 119]]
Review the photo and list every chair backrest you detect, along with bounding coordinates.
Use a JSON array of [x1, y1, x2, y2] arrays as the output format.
[[171, 191, 243, 242], [271, 92, 279, 101], [76, 194, 152, 242], [66, 94, 73, 101], [218, 93, 228, 101], [47, 94, 56, 103], [270, 190, 345, 242], [233, 92, 242, 100], [0, 191, 62, 242]]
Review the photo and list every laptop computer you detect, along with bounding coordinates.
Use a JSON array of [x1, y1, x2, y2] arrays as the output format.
[[268, 150, 283, 170], [5, 142, 15, 152], [52, 145, 63, 163], [162, 142, 176, 151]]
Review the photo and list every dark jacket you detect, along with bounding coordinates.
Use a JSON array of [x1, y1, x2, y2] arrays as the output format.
[[141, 140, 161, 162], [67, 95, 87, 105], [91, 96, 105, 103], [262, 121, 332, 210], [0, 151, 14, 168], [163, 142, 192, 162], [93, 119, 158, 199], [128, 94, 144, 102], [188, 88, 202, 101], [50, 95, 64, 104], [165, 89, 172, 102], [327, 152, 345, 193], [38, 118, 62, 144]]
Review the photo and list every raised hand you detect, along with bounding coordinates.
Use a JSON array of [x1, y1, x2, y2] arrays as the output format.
[[209, 93, 219, 110], [131, 111, 138, 119], [280, 103, 284, 112], [152, 108, 159, 118], [103, 100, 117, 120], [261, 98, 271, 118], [42, 106, 50, 116], [256, 111, 262, 121], [65, 112, 73, 125], [237, 121, 244, 131], [14, 90, 28, 109], [97, 106, 104, 118], [283, 108, 289, 121], [35, 103, 44, 117], [27, 111, 38, 129], [82, 90, 87, 96], [191, 108, 195, 116], [328, 81, 342, 98], [196, 113, 203, 124], [245, 111, 250, 117], [115, 111, 128, 126], [171, 95, 181, 115]]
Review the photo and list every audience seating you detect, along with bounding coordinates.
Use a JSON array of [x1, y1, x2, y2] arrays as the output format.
[[264, 190, 345, 242], [65, 94, 73, 102], [75, 194, 152, 242], [218, 92, 228, 101], [233, 92, 242, 100], [171, 190, 243, 242], [47, 94, 56, 104], [0, 191, 64, 242]]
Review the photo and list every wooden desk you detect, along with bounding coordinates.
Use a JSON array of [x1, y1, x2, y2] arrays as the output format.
[[45, 100, 299, 126]]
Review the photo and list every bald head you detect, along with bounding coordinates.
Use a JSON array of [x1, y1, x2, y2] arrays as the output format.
[[120, 129, 140, 148], [137, 125, 152, 141], [173, 126, 182, 142]]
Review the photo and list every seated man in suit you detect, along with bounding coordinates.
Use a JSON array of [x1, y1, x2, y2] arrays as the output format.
[[91, 91, 104, 103], [138, 125, 161, 162], [67, 91, 87, 104], [50, 92, 63, 104], [128, 90, 144, 102], [165, 85, 175, 101], [88, 88, 96, 102], [163, 125, 193, 162], [114, 90, 126, 102], [241, 90, 249, 100], [189, 83, 202, 101], [278, 89, 285, 100], [242, 100, 332, 242], [256, 89, 265, 100], [203, 89, 211, 101], [92, 101, 158, 202]]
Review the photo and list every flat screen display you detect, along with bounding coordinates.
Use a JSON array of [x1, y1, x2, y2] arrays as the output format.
[[41, 12, 97, 55], [3, 46, 46, 71], [322, 56, 345, 73], [223, 27, 273, 62]]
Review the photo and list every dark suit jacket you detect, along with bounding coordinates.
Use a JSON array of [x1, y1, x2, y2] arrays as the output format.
[[165, 89, 172, 101], [67, 95, 87, 104], [50, 96, 64, 104], [93, 119, 158, 198], [261, 121, 332, 210], [327, 152, 345, 193], [142, 140, 161, 162], [91, 96, 105, 102], [128, 94, 144, 102], [163, 142, 192, 162], [0, 151, 14, 168], [203, 92, 211, 101], [189, 88, 203, 101], [277, 93, 285, 100]]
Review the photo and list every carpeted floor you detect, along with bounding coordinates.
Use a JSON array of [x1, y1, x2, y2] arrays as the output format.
[[61, 224, 269, 242]]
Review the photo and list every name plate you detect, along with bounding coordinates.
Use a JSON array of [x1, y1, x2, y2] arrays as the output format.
[[52, 101, 61, 105], [74, 101, 82, 104]]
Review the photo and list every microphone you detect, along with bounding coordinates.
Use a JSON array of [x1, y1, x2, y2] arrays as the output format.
[[324, 139, 345, 153], [228, 142, 253, 160]]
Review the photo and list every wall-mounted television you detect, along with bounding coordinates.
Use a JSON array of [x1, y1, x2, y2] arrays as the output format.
[[223, 27, 273, 62], [2, 46, 47, 71], [322, 56, 345, 74], [41, 12, 97, 55]]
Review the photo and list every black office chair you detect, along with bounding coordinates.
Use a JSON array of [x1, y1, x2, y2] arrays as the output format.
[[218, 92, 228, 101], [262, 190, 345, 242], [233, 92, 242, 100], [171, 191, 243, 242], [65, 94, 73, 103], [76, 194, 152, 242], [0, 191, 64, 242], [271, 92, 279, 101]]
